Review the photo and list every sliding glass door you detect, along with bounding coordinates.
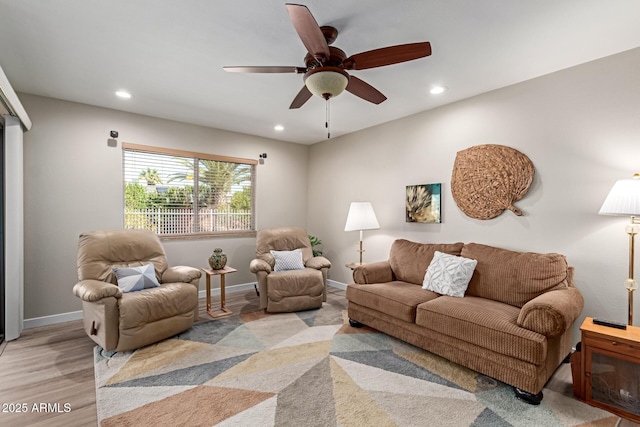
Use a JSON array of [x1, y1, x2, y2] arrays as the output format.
[[0, 122, 4, 345]]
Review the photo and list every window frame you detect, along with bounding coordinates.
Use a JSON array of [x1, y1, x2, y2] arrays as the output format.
[[122, 142, 257, 239]]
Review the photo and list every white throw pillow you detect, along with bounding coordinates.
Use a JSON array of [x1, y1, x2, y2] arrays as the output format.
[[270, 248, 305, 271], [422, 251, 477, 297], [113, 263, 161, 293]]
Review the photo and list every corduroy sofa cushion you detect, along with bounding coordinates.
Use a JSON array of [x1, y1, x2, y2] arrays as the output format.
[[517, 287, 585, 337], [388, 240, 464, 285], [346, 281, 440, 323], [461, 243, 569, 308], [415, 295, 547, 365]]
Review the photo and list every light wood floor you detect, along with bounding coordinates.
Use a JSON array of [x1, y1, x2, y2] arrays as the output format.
[[0, 287, 637, 427]]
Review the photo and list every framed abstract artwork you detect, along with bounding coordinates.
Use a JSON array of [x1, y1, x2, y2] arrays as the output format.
[[406, 183, 441, 223]]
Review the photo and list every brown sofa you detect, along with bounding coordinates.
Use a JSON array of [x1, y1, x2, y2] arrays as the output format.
[[346, 239, 584, 403], [73, 229, 201, 352]]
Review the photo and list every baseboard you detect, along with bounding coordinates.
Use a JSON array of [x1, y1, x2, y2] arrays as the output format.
[[24, 311, 84, 329], [328, 279, 347, 290], [23, 280, 349, 330], [199, 282, 258, 299]]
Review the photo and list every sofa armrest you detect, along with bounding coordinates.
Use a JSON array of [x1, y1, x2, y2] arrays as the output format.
[[353, 261, 394, 284], [517, 287, 584, 337], [73, 280, 122, 302], [250, 258, 272, 274], [162, 266, 202, 284], [305, 256, 331, 270]]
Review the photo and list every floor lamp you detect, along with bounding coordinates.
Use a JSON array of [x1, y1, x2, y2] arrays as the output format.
[[344, 202, 380, 266], [599, 174, 640, 325]]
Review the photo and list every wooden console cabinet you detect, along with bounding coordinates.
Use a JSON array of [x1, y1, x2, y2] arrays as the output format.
[[574, 317, 640, 422]]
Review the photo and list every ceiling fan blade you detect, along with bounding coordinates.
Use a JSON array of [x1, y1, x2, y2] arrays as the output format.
[[285, 3, 330, 61], [289, 85, 313, 109], [344, 42, 432, 70], [223, 66, 304, 74], [346, 76, 387, 104]]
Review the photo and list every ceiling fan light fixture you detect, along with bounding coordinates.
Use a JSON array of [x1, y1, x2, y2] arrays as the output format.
[[304, 67, 349, 99]]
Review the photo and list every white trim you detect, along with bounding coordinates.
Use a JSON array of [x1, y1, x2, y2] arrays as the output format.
[[198, 282, 257, 299], [24, 311, 83, 329], [328, 279, 347, 290], [0, 65, 31, 130], [199, 280, 348, 299], [23, 280, 350, 329]]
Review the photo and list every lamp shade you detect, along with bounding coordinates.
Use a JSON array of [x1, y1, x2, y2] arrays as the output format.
[[344, 202, 380, 231], [304, 67, 349, 99], [599, 175, 640, 216]]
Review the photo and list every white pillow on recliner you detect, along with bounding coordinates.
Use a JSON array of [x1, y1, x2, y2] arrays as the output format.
[[270, 248, 305, 271], [113, 263, 161, 293], [422, 251, 477, 297]]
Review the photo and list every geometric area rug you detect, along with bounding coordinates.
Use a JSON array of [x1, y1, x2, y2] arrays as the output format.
[[94, 301, 617, 426]]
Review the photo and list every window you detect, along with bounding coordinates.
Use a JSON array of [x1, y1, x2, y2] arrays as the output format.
[[122, 143, 257, 237]]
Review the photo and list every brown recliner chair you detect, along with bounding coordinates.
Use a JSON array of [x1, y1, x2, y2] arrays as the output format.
[[72, 229, 201, 352], [250, 227, 331, 312]]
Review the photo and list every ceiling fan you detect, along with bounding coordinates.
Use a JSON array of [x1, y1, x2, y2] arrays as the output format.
[[223, 3, 432, 109]]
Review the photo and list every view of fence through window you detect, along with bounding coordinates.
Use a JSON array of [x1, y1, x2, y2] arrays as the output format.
[[122, 144, 256, 236]]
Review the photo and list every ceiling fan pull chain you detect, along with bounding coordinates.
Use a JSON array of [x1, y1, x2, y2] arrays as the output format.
[[326, 98, 331, 139]]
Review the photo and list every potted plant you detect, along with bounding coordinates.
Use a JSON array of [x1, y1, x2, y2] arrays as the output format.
[[308, 235, 323, 257]]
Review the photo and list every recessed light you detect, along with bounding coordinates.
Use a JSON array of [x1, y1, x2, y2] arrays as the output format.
[[274, 124, 284, 131], [430, 86, 447, 95], [115, 90, 132, 99]]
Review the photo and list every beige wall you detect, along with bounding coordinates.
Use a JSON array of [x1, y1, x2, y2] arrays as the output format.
[[309, 47, 640, 327], [21, 94, 309, 319]]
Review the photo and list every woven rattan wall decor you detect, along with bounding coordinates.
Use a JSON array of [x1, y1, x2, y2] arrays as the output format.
[[451, 144, 534, 220]]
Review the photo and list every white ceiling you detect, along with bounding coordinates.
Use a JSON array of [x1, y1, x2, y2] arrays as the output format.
[[2, 1, 640, 144]]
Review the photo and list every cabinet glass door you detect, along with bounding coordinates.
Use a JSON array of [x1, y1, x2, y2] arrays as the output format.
[[588, 350, 640, 416]]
